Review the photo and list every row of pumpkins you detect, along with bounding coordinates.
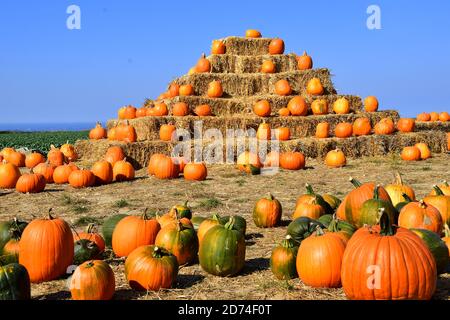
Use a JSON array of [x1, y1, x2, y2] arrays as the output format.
[[0, 172, 449, 300]]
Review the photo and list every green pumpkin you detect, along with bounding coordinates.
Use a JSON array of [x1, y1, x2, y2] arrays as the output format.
[[74, 239, 101, 265], [358, 186, 396, 228], [199, 217, 246, 277], [317, 214, 356, 237], [270, 235, 298, 280], [286, 217, 324, 245], [0, 263, 30, 300], [174, 201, 192, 219], [219, 215, 246, 236], [191, 216, 206, 232], [303, 184, 334, 215], [322, 194, 342, 210], [102, 214, 128, 247], [0, 219, 27, 251], [411, 228, 450, 274]]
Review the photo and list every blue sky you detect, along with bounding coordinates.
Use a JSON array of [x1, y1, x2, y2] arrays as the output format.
[[1, 0, 449, 125]]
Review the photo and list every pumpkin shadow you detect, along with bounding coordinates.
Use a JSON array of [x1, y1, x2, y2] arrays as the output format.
[[113, 288, 147, 300], [33, 290, 71, 300], [240, 257, 270, 275], [175, 274, 205, 289], [0, 191, 14, 197], [245, 232, 263, 246], [279, 219, 292, 227]]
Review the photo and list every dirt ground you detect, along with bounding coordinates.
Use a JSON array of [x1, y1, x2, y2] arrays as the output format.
[[1, 153, 449, 300]]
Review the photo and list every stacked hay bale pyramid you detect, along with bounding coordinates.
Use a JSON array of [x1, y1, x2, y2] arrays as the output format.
[[75, 33, 449, 168]]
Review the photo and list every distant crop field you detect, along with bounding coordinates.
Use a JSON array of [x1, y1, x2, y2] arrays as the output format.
[[0, 131, 88, 154]]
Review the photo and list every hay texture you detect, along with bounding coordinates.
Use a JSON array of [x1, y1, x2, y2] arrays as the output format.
[[76, 130, 445, 169], [219, 36, 274, 55], [208, 53, 298, 74], [415, 121, 450, 133], [108, 110, 399, 142], [173, 69, 336, 97]]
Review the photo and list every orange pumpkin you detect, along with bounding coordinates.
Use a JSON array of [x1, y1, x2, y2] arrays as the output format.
[[278, 107, 290, 116], [237, 151, 262, 173], [306, 78, 324, 96], [429, 112, 439, 122], [439, 111, 450, 122], [335, 123, 353, 138], [287, 96, 308, 116], [417, 112, 431, 122], [253, 100, 271, 117], [274, 127, 290, 141], [0, 148, 16, 162], [297, 51, 313, 70], [136, 107, 148, 118], [428, 181, 450, 197], [183, 163, 207, 181], [15, 173, 46, 193], [70, 260, 115, 300], [7, 151, 25, 167], [152, 102, 169, 116], [53, 164, 78, 184], [33, 163, 56, 183], [207, 81, 223, 98], [172, 102, 190, 116], [194, 104, 212, 116], [364, 96, 379, 112], [280, 152, 305, 170], [245, 29, 262, 38], [253, 193, 282, 228], [112, 212, 161, 257], [73, 224, 106, 253], [415, 143, 431, 160], [68, 169, 95, 188], [147, 153, 167, 176], [256, 122, 271, 140], [397, 118, 415, 133], [60, 142, 78, 162], [116, 121, 137, 143], [167, 83, 180, 98], [197, 214, 221, 244], [19, 211, 74, 283], [325, 149, 346, 168], [104, 146, 125, 166], [274, 79, 292, 96], [118, 105, 136, 120], [91, 160, 113, 185], [315, 122, 329, 138], [268, 38, 285, 54], [293, 198, 325, 220], [352, 117, 372, 136], [263, 151, 280, 167], [374, 118, 395, 135], [333, 97, 350, 114], [401, 146, 421, 161], [172, 156, 188, 173], [159, 124, 177, 142], [153, 156, 179, 179], [25, 152, 45, 169], [179, 84, 195, 96], [398, 201, 443, 234], [89, 122, 107, 139], [261, 60, 276, 73], [195, 53, 211, 73], [211, 40, 226, 54], [424, 185, 450, 226], [113, 159, 135, 182], [311, 99, 328, 115], [107, 127, 118, 140]]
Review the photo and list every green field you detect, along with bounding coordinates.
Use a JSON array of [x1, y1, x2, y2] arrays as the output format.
[[0, 131, 88, 154]]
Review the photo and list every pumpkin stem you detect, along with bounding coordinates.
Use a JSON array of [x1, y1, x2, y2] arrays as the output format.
[[152, 246, 163, 258], [211, 213, 221, 221], [402, 193, 413, 203], [349, 177, 362, 188], [379, 208, 396, 236], [443, 180, 449, 187], [432, 185, 444, 196], [281, 235, 296, 248], [86, 223, 97, 234], [327, 215, 339, 233], [266, 192, 274, 200], [142, 208, 150, 220], [419, 200, 427, 209], [373, 185, 380, 200], [85, 261, 95, 268], [224, 216, 235, 230], [314, 225, 325, 236], [305, 183, 315, 195], [183, 200, 189, 207], [47, 208, 54, 220]]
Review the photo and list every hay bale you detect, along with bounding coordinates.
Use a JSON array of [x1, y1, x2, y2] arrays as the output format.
[[219, 36, 274, 55], [208, 53, 298, 74], [415, 121, 450, 133], [107, 110, 399, 142], [173, 69, 336, 97], [149, 94, 363, 117]]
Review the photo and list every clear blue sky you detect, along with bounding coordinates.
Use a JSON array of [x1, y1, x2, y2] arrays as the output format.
[[1, 0, 449, 124]]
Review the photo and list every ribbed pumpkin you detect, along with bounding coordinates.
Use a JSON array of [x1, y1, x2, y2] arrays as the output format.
[[410, 228, 449, 274], [25, 153, 45, 169], [172, 102, 190, 116], [48, 145, 65, 166], [155, 219, 198, 265], [70, 260, 115, 300], [0, 162, 21, 189], [297, 226, 346, 288], [73, 224, 106, 253], [280, 152, 305, 170], [112, 211, 160, 257], [270, 235, 298, 280], [125, 245, 178, 291], [352, 117, 372, 136], [306, 78, 324, 96], [199, 217, 246, 276], [183, 162, 207, 181], [385, 172, 416, 207], [423, 185, 450, 226], [33, 163, 55, 184], [60, 142, 78, 162], [253, 193, 282, 228], [7, 151, 25, 167], [19, 211, 74, 283], [334, 122, 353, 138], [91, 160, 113, 185], [0, 263, 30, 300], [104, 146, 125, 166], [358, 186, 397, 228], [315, 122, 329, 138], [341, 211, 437, 300], [296, 51, 313, 70], [194, 104, 212, 116], [397, 118, 415, 133], [374, 118, 395, 135], [147, 153, 166, 176], [101, 214, 128, 248], [195, 53, 211, 73], [159, 124, 177, 141], [15, 173, 46, 193], [53, 164, 78, 184], [336, 178, 392, 226], [287, 96, 308, 116], [153, 155, 180, 179], [89, 122, 107, 139], [113, 159, 135, 182], [197, 214, 221, 245], [68, 169, 95, 188]]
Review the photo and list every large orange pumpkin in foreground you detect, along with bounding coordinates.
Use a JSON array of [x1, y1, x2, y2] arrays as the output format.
[[341, 211, 437, 300], [70, 260, 115, 300], [19, 211, 74, 283]]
